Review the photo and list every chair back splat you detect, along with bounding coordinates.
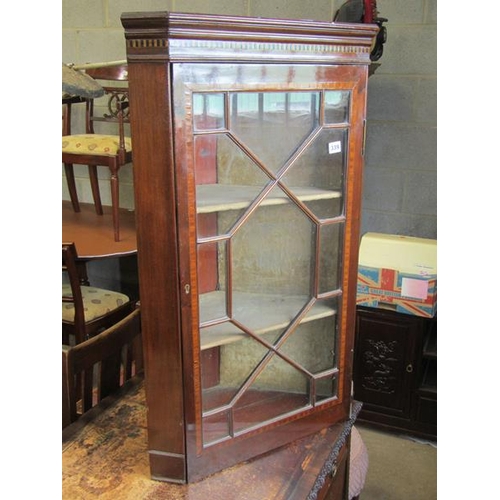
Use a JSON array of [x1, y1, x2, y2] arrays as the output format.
[[62, 307, 143, 428], [62, 63, 131, 241]]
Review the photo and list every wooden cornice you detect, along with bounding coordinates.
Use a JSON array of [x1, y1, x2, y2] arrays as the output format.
[[121, 11, 379, 65]]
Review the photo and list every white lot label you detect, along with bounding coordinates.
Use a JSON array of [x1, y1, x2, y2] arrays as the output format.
[[328, 141, 342, 154]]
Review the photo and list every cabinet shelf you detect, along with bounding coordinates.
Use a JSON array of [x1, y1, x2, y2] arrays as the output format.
[[196, 184, 341, 214], [199, 291, 336, 350]]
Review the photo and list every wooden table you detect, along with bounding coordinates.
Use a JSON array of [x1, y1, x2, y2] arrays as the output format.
[[62, 378, 361, 499], [62, 200, 137, 259]]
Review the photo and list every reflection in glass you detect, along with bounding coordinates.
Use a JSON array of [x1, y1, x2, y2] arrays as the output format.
[[193, 93, 225, 130], [324, 90, 350, 124], [230, 91, 320, 173]]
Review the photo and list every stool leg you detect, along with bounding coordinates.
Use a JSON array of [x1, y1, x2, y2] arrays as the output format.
[[88, 165, 103, 215], [64, 163, 80, 212]]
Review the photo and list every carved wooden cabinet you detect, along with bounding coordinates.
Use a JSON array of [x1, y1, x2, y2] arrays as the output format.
[[121, 11, 378, 483], [353, 306, 437, 440]]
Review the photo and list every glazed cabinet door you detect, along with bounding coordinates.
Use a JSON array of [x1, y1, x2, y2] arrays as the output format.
[[172, 64, 367, 480]]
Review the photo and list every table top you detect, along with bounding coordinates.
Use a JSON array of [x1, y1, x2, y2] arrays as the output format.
[[62, 378, 360, 500], [62, 201, 137, 259]]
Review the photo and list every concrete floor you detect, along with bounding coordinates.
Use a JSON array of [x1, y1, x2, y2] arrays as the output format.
[[357, 426, 437, 500]]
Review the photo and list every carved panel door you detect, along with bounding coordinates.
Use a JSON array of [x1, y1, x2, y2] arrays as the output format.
[[353, 307, 419, 420]]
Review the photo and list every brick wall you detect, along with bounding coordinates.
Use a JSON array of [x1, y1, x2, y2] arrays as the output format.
[[62, 0, 437, 238]]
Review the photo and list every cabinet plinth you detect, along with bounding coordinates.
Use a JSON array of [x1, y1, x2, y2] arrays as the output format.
[[122, 11, 378, 483]]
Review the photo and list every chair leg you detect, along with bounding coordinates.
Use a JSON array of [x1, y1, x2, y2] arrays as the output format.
[[88, 165, 103, 216], [110, 169, 120, 242], [64, 163, 80, 212]]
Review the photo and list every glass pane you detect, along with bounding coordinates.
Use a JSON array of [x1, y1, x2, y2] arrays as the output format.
[[194, 134, 218, 184], [315, 374, 339, 403], [197, 240, 220, 294], [281, 128, 347, 220], [201, 327, 269, 412], [278, 301, 338, 375], [229, 91, 320, 174], [202, 411, 230, 446], [232, 354, 310, 433], [195, 134, 270, 238], [194, 89, 347, 445], [324, 90, 350, 124], [318, 222, 344, 294], [193, 93, 225, 130], [198, 240, 228, 322], [231, 185, 314, 299]]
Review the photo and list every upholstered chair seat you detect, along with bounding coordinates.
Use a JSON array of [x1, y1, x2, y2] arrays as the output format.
[[62, 135, 132, 157], [62, 242, 134, 345], [62, 283, 130, 323]]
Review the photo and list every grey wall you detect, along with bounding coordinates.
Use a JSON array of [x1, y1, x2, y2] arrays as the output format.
[[62, 0, 437, 240], [362, 0, 436, 239]]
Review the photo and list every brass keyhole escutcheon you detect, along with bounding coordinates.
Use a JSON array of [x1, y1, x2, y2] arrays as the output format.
[[329, 465, 338, 479]]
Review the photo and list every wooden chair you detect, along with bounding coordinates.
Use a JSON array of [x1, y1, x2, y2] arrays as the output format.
[[62, 241, 133, 345], [62, 63, 131, 241], [62, 95, 86, 212], [62, 307, 143, 429]]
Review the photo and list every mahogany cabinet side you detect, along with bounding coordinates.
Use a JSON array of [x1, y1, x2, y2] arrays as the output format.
[[127, 61, 187, 481]]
